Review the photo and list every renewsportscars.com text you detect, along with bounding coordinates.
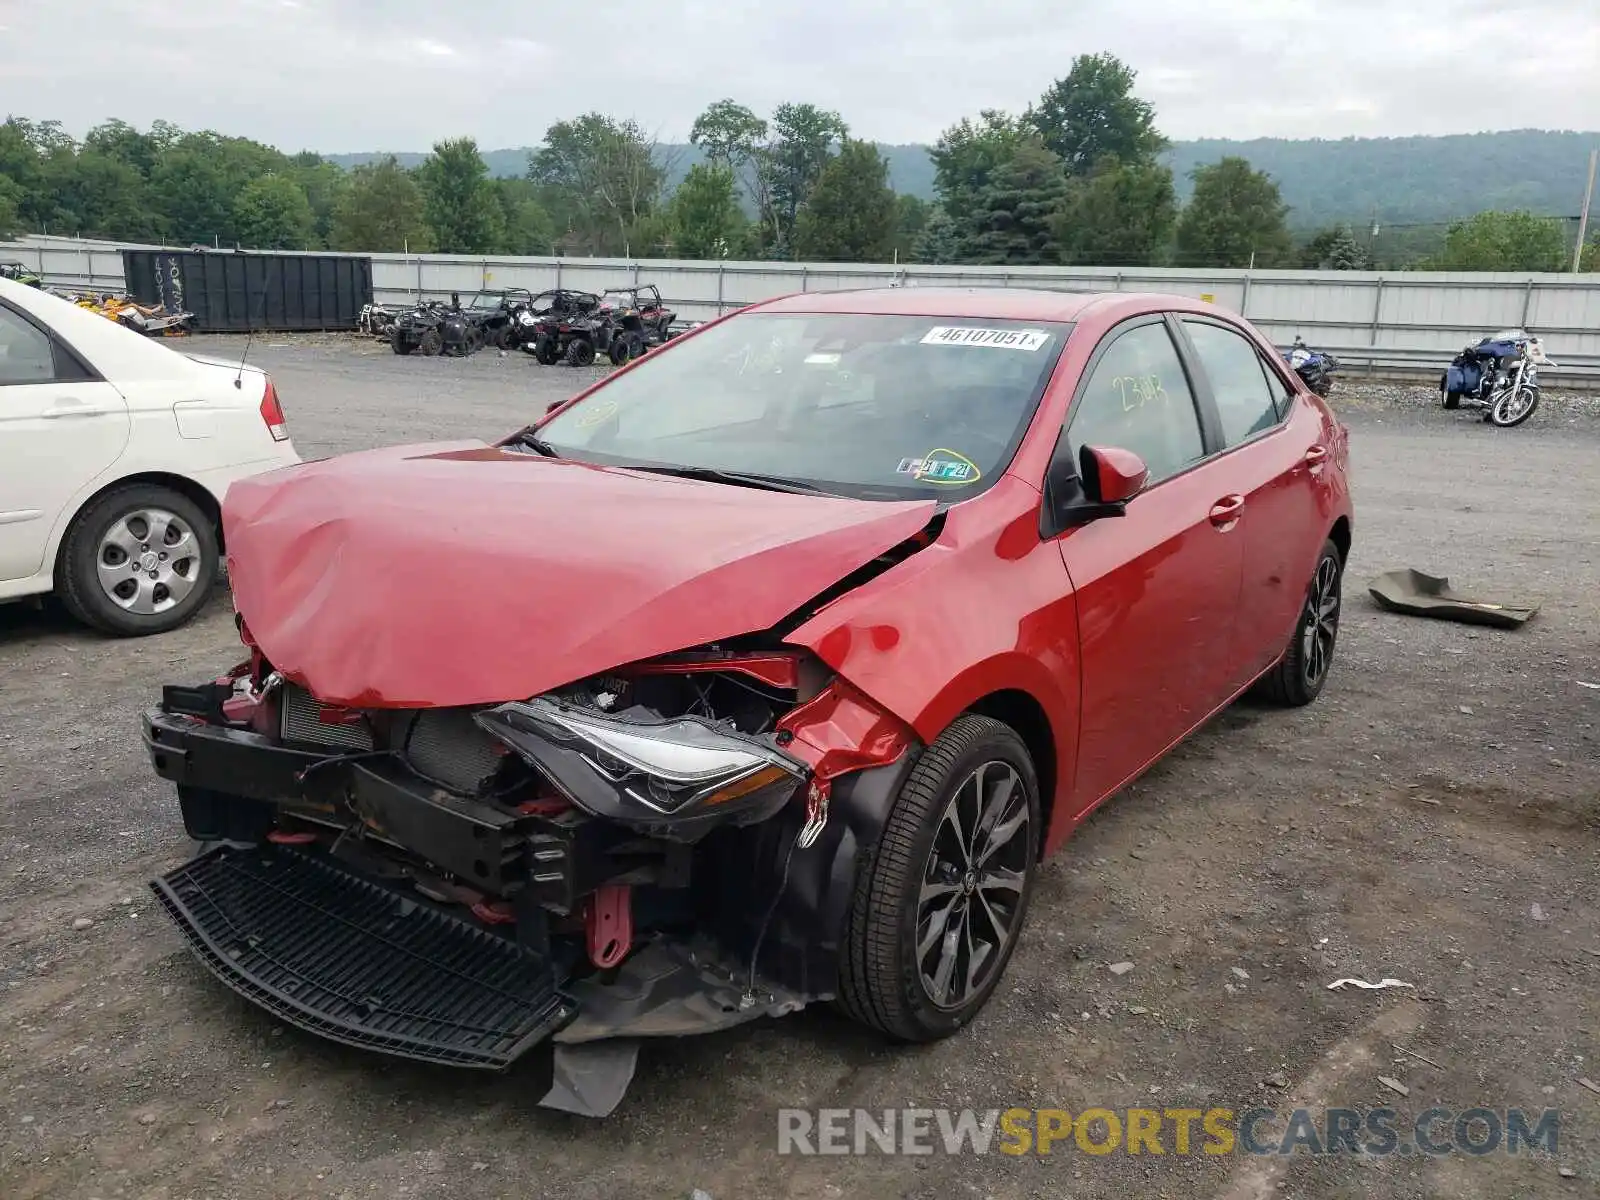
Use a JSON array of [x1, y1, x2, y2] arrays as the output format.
[[777, 1106, 1560, 1157]]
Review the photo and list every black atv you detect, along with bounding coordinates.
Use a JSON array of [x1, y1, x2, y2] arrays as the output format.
[[529, 290, 603, 365], [533, 285, 677, 366], [389, 300, 448, 356]]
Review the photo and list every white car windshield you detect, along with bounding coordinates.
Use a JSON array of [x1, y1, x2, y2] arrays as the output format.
[[536, 312, 1072, 499]]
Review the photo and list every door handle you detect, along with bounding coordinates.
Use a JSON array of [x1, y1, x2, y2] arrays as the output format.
[[1209, 495, 1245, 528], [1303, 444, 1330, 471], [41, 399, 110, 419]]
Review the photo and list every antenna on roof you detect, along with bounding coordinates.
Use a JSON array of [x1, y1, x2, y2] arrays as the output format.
[[234, 263, 272, 389]]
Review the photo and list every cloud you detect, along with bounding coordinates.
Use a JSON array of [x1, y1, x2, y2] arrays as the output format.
[[1, 0, 1595, 151]]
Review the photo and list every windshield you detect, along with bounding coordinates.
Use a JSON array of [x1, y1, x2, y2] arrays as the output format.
[[536, 311, 1072, 500], [464, 292, 504, 310]]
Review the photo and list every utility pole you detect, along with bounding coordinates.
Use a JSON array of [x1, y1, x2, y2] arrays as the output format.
[[1574, 148, 1598, 272]]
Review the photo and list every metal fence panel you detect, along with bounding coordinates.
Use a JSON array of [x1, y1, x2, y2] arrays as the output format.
[[7, 234, 1598, 379]]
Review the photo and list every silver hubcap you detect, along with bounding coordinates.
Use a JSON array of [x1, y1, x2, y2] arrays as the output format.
[[917, 761, 1031, 1010], [96, 508, 201, 615], [1301, 555, 1340, 687]]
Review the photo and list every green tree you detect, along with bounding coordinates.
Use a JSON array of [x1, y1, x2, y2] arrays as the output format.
[[668, 162, 748, 258], [233, 173, 316, 249], [150, 147, 236, 244], [0, 175, 22, 239], [961, 139, 1069, 265], [417, 137, 504, 254], [492, 178, 556, 254], [1581, 236, 1599, 272], [1298, 225, 1369, 269], [1428, 210, 1569, 271], [689, 99, 767, 168], [892, 194, 930, 261], [1053, 155, 1177, 265], [1175, 157, 1293, 268], [530, 114, 663, 255], [1027, 53, 1167, 177], [792, 139, 896, 262], [329, 155, 432, 251], [40, 150, 164, 241], [763, 102, 848, 255], [912, 206, 961, 263]]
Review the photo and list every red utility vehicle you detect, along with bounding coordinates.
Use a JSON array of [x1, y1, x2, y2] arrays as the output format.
[[144, 288, 1351, 1115]]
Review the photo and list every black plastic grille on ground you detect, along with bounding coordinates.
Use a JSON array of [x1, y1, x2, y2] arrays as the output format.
[[151, 846, 570, 1069]]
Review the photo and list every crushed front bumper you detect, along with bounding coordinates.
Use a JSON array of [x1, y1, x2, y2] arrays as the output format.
[[141, 705, 839, 1115], [152, 843, 575, 1069]]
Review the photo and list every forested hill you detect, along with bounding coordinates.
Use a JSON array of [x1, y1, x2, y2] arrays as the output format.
[[327, 129, 1599, 230]]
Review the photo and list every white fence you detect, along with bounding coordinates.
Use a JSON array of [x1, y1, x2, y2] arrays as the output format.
[[8, 234, 1600, 381]]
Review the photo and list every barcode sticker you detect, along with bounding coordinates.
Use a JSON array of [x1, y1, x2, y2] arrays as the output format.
[[920, 326, 1051, 351]]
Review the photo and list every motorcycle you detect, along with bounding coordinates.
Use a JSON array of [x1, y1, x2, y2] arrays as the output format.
[[1440, 329, 1554, 429], [1285, 336, 1338, 397]]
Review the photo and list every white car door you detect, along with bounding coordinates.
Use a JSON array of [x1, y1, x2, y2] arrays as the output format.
[[0, 299, 131, 582]]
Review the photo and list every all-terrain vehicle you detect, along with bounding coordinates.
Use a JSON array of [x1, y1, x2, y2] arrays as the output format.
[[0, 261, 43, 288], [533, 285, 676, 366], [390, 300, 449, 356]]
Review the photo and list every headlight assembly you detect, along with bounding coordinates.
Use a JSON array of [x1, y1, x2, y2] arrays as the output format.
[[475, 697, 807, 839]]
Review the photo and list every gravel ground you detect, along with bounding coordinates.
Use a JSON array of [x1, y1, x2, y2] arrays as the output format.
[[1, 335, 1597, 1200]]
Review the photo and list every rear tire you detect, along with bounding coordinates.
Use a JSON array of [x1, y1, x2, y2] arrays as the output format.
[[533, 335, 560, 365], [836, 715, 1040, 1043], [565, 336, 596, 367], [390, 328, 411, 355], [1253, 539, 1342, 707], [57, 484, 219, 637], [608, 335, 633, 366]]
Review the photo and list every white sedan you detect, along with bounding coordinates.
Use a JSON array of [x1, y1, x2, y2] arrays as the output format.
[[0, 277, 301, 635]]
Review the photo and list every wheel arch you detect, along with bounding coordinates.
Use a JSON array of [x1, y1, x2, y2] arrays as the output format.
[[1328, 514, 1351, 565], [964, 688, 1059, 859], [52, 469, 225, 586]]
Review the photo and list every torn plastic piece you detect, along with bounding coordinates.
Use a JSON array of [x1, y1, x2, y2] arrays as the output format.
[[776, 677, 914, 782], [1368, 569, 1538, 629], [266, 830, 317, 846], [586, 884, 633, 968], [538, 1039, 640, 1118], [556, 939, 813, 1044], [1326, 977, 1415, 992]]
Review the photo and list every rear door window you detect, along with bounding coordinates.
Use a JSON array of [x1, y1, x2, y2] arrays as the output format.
[[1182, 320, 1282, 447]]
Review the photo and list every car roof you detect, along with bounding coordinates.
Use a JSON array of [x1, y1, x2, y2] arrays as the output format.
[[0, 275, 207, 381], [749, 287, 1226, 324]]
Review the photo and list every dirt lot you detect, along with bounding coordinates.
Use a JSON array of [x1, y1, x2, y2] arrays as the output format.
[[1, 336, 1597, 1200]]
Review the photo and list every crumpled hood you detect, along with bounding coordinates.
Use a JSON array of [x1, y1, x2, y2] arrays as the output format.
[[223, 441, 936, 708]]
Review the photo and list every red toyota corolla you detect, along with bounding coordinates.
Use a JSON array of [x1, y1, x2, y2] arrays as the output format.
[[144, 288, 1351, 1115]]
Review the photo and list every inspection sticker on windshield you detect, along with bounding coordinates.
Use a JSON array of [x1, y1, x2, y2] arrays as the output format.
[[897, 448, 981, 485], [921, 326, 1051, 352]]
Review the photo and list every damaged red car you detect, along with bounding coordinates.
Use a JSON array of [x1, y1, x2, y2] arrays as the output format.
[[144, 288, 1352, 1115]]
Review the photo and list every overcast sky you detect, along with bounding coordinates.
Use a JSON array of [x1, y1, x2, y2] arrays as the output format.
[[4, 0, 1598, 151]]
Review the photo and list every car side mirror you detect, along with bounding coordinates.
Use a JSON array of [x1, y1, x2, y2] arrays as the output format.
[[545, 399, 564, 414], [1040, 440, 1148, 538]]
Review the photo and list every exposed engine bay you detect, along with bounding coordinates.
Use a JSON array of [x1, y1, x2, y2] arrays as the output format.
[[145, 638, 917, 1116]]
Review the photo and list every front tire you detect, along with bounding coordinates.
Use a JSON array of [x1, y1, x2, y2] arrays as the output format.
[[1488, 386, 1539, 428], [418, 328, 442, 357], [390, 328, 411, 355], [565, 336, 596, 367], [836, 715, 1040, 1043], [57, 484, 219, 637], [533, 335, 560, 365], [1254, 539, 1342, 707]]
